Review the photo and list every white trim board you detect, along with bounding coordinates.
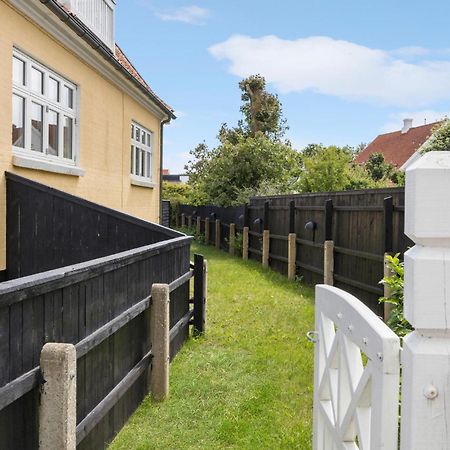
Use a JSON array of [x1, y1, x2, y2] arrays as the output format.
[[8, 0, 171, 122]]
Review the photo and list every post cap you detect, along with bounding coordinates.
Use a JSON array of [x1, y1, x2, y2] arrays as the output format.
[[405, 151, 450, 246]]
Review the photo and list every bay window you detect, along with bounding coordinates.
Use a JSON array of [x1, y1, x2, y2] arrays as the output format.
[[12, 49, 78, 166]]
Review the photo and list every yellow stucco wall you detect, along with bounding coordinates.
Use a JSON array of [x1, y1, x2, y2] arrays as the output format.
[[0, 2, 164, 269]]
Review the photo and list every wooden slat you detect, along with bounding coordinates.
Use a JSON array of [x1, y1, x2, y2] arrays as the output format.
[[334, 273, 384, 295], [269, 253, 289, 263], [0, 236, 192, 308], [270, 234, 288, 241], [334, 246, 384, 262], [169, 309, 194, 343], [296, 238, 324, 249], [76, 350, 153, 445], [0, 368, 40, 411], [168, 270, 193, 293]]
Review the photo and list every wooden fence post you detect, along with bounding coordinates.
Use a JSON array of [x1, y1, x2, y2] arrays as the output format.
[[323, 241, 334, 286], [196, 216, 201, 235], [323, 199, 334, 285], [288, 200, 296, 280], [262, 229, 270, 268], [262, 201, 270, 268], [204, 218, 210, 245], [187, 215, 192, 229], [242, 227, 249, 260], [181, 213, 185, 228], [400, 152, 450, 450], [383, 196, 394, 322], [288, 233, 296, 280], [193, 254, 206, 335], [229, 223, 236, 255], [215, 219, 221, 249], [150, 283, 170, 402], [39, 343, 77, 450]]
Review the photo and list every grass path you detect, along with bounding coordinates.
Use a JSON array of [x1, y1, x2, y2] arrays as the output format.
[[109, 243, 315, 450]]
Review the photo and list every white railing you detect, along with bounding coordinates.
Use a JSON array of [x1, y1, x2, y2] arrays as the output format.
[[313, 285, 400, 450], [61, 0, 115, 50]]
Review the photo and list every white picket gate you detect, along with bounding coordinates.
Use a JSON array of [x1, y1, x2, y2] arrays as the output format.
[[312, 151, 450, 450], [313, 285, 400, 450]]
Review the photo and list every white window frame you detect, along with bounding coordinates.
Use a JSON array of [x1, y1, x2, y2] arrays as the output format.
[[11, 48, 81, 174], [130, 121, 154, 187]]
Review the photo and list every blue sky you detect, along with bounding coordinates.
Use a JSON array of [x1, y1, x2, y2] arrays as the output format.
[[116, 0, 450, 173]]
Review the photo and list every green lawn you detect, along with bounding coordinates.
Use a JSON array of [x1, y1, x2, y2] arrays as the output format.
[[109, 242, 315, 450]]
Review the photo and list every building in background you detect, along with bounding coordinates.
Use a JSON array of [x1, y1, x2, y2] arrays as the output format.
[[355, 118, 441, 170]]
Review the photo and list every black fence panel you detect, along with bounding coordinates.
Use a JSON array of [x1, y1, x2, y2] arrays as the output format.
[[178, 187, 413, 314], [6, 173, 179, 279]]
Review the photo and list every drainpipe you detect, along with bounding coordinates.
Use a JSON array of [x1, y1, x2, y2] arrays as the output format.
[[160, 117, 171, 225]]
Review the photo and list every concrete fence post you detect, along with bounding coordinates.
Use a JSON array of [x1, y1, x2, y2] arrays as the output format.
[[196, 216, 201, 235], [187, 215, 192, 229], [323, 240, 334, 286], [39, 343, 77, 450], [400, 152, 450, 449], [204, 218, 210, 245], [383, 253, 393, 322], [150, 283, 170, 402], [229, 223, 236, 255], [181, 213, 185, 228], [262, 230, 270, 268], [288, 233, 297, 281], [215, 219, 221, 249], [242, 226, 249, 260]]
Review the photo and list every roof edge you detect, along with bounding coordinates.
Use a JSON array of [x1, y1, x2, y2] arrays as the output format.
[[39, 0, 176, 120]]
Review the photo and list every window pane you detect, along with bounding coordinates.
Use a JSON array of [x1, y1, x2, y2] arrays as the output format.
[[48, 110, 59, 156], [147, 133, 151, 147], [63, 116, 73, 159], [63, 86, 73, 108], [12, 94, 25, 147], [31, 67, 44, 94], [131, 124, 134, 139], [131, 145, 134, 174], [146, 152, 151, 178], [136, 128, 140, 143], [140, 149, 145, 177], [48, 77, 60, 102], [13, 57, 25, 86], [135, 147, 140, 175], [31, 102, 43, 152]]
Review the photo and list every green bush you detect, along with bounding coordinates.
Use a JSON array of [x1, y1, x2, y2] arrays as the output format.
[[379, 253, 413, 338]]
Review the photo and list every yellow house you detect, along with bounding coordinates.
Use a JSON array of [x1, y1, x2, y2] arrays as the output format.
[[0, 0, 175, 270]]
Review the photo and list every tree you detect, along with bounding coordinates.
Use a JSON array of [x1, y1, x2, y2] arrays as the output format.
[[299, 146, 352, 192], [238, 74, 288, 140], [364, 153, 394, 182], [185, 75, 299, 205], [421, 120, 450, 153], [186, 134, 302, 206]]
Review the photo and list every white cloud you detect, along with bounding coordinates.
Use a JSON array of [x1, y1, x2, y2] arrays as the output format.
[[209, 35, 450, 107], [380, 110, 449, 133], [155, 5, 209, 24]]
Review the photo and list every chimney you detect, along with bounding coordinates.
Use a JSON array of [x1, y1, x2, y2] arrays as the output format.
[[401, 118, 413, 134]]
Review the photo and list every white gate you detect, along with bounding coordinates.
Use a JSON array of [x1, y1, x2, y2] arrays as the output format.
[[313, 285, 400, 450]]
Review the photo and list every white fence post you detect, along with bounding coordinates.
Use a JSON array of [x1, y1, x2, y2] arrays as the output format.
[[401, 151, 450, 449]]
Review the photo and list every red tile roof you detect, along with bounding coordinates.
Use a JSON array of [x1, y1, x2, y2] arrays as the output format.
[[52, 0, 174, 117], [355, 122, 441, 168], [114, 45, 174, 113]]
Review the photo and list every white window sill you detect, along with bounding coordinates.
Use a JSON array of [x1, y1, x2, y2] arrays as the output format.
[[13, 154, 85, 177], [130, 175, 156, 189]]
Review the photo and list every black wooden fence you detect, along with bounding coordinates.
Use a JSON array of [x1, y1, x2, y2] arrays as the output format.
[[179, 187, 412, 315], [0, 174, 202, 449]]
